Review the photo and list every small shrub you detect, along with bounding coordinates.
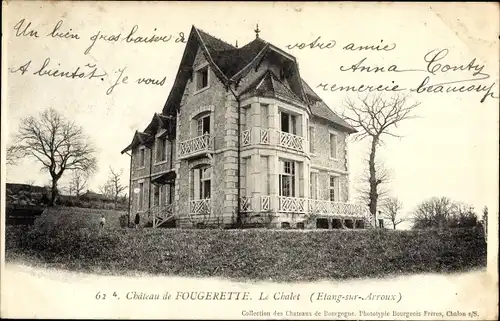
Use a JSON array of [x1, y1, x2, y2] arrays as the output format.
[[119, 215, 128, 228]]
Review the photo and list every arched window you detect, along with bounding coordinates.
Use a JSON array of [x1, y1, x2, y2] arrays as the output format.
[[197, 114, 210, 136]]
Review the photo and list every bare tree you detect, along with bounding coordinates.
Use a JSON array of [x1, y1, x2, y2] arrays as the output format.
[[7, 153, 17, 166], [355, 153, 391, 207], [412, 197, 479, 229], [412, 197, 453, 229], [7, 108, 97, 206], [342, 93, 419, 224], [70, 170, 88, 199], [101, 167, 127, 208], [99, 181, 114, 199], [382, 196, 405, 229]]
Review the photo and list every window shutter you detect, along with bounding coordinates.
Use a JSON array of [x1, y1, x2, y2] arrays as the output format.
[[291, 115, 297, 135], [309, 173, 314, 199], [193, 168, 200, 200], [337, 177, 342, 202], [197, 118, 203, 136], [330, 134, 337, 158], [309, 127, 315, 153], [138, 183, 144, 210]]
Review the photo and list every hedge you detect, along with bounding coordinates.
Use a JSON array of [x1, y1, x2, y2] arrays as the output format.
[[5, 225, 486, 282]]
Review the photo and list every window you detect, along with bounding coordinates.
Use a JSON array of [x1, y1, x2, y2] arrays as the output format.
[[329, 176, 338, 202], [138, 182, 144, 211], [280, 112, 297, 135], [332, 219, 343, 229], [156, 137, 169, 162], [316, 218, 329, 229], [309, 126, 315, 153], [195, 66, 209, 91], [200, 167, 211, 199], [197, 114, 210, 136], [192, 166, 212, 200], [330, 133, 337, 158], [344, 219, 354, 229], [139, 148, 145, 167], [355, 220, 365, 229], [279, 160, 295, 197]]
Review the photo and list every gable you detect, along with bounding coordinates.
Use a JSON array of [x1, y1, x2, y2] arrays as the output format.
[[121, 131, 153, 154], [239, 70, 305, 107], [159, 26, 355, 134], [161, 26, 231, 116]]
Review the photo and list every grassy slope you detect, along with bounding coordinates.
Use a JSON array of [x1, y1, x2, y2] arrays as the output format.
[[5, 207, 487, 283]]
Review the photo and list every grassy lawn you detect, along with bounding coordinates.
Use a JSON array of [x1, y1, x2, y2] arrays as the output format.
[[5, 207, 487, 283]]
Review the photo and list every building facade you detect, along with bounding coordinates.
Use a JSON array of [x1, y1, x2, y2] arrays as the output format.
[[122, 26, 370, 229]]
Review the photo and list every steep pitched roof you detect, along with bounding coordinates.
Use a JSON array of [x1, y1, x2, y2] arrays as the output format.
[[121, 131, 153, 154], [144, 113, 176, 136], [196, 28, 235, 52], [240, 70, 303, 105], [159, 26, 355, 133], [211, 38, 269, 78], [301, 79, 356, 133]]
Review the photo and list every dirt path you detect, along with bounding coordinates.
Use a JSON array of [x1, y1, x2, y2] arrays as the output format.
[[1, 263, 497, 319]]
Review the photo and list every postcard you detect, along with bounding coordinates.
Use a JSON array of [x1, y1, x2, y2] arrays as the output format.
[[1, 1, 498, 320]]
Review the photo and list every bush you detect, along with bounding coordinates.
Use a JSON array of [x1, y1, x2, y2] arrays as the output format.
[[119, 215, 128, 228], [6, 225, 120, 264]]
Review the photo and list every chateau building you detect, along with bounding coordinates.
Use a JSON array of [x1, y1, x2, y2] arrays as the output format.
[[122, 26, 370, 229]]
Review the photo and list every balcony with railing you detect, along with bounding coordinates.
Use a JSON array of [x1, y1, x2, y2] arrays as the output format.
[[145, 203, 176, 228], [241, 128, 270, 147], [240, 195, 367, 217], [189, 198, 211, 215], [308, 199, 367, 217], [279, 196, 307, 213], [260, 128, 270, 144], [278, 131, 305, 152], [241, 129, 251, 146], [240, 196, 252, 212], [178, 133, 213, 159]]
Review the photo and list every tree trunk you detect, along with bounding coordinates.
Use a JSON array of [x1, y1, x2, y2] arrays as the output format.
[[368, 137, 379, 226], [50, 177, 59, 206], [393, 222, 396, 229]]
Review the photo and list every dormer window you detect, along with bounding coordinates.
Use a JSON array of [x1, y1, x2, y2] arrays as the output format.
[[156, 136, 169, 163], [195, 65, 209, 91]]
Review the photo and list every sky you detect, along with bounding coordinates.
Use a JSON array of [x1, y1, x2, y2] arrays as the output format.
[[3, 2, 499, 227]]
